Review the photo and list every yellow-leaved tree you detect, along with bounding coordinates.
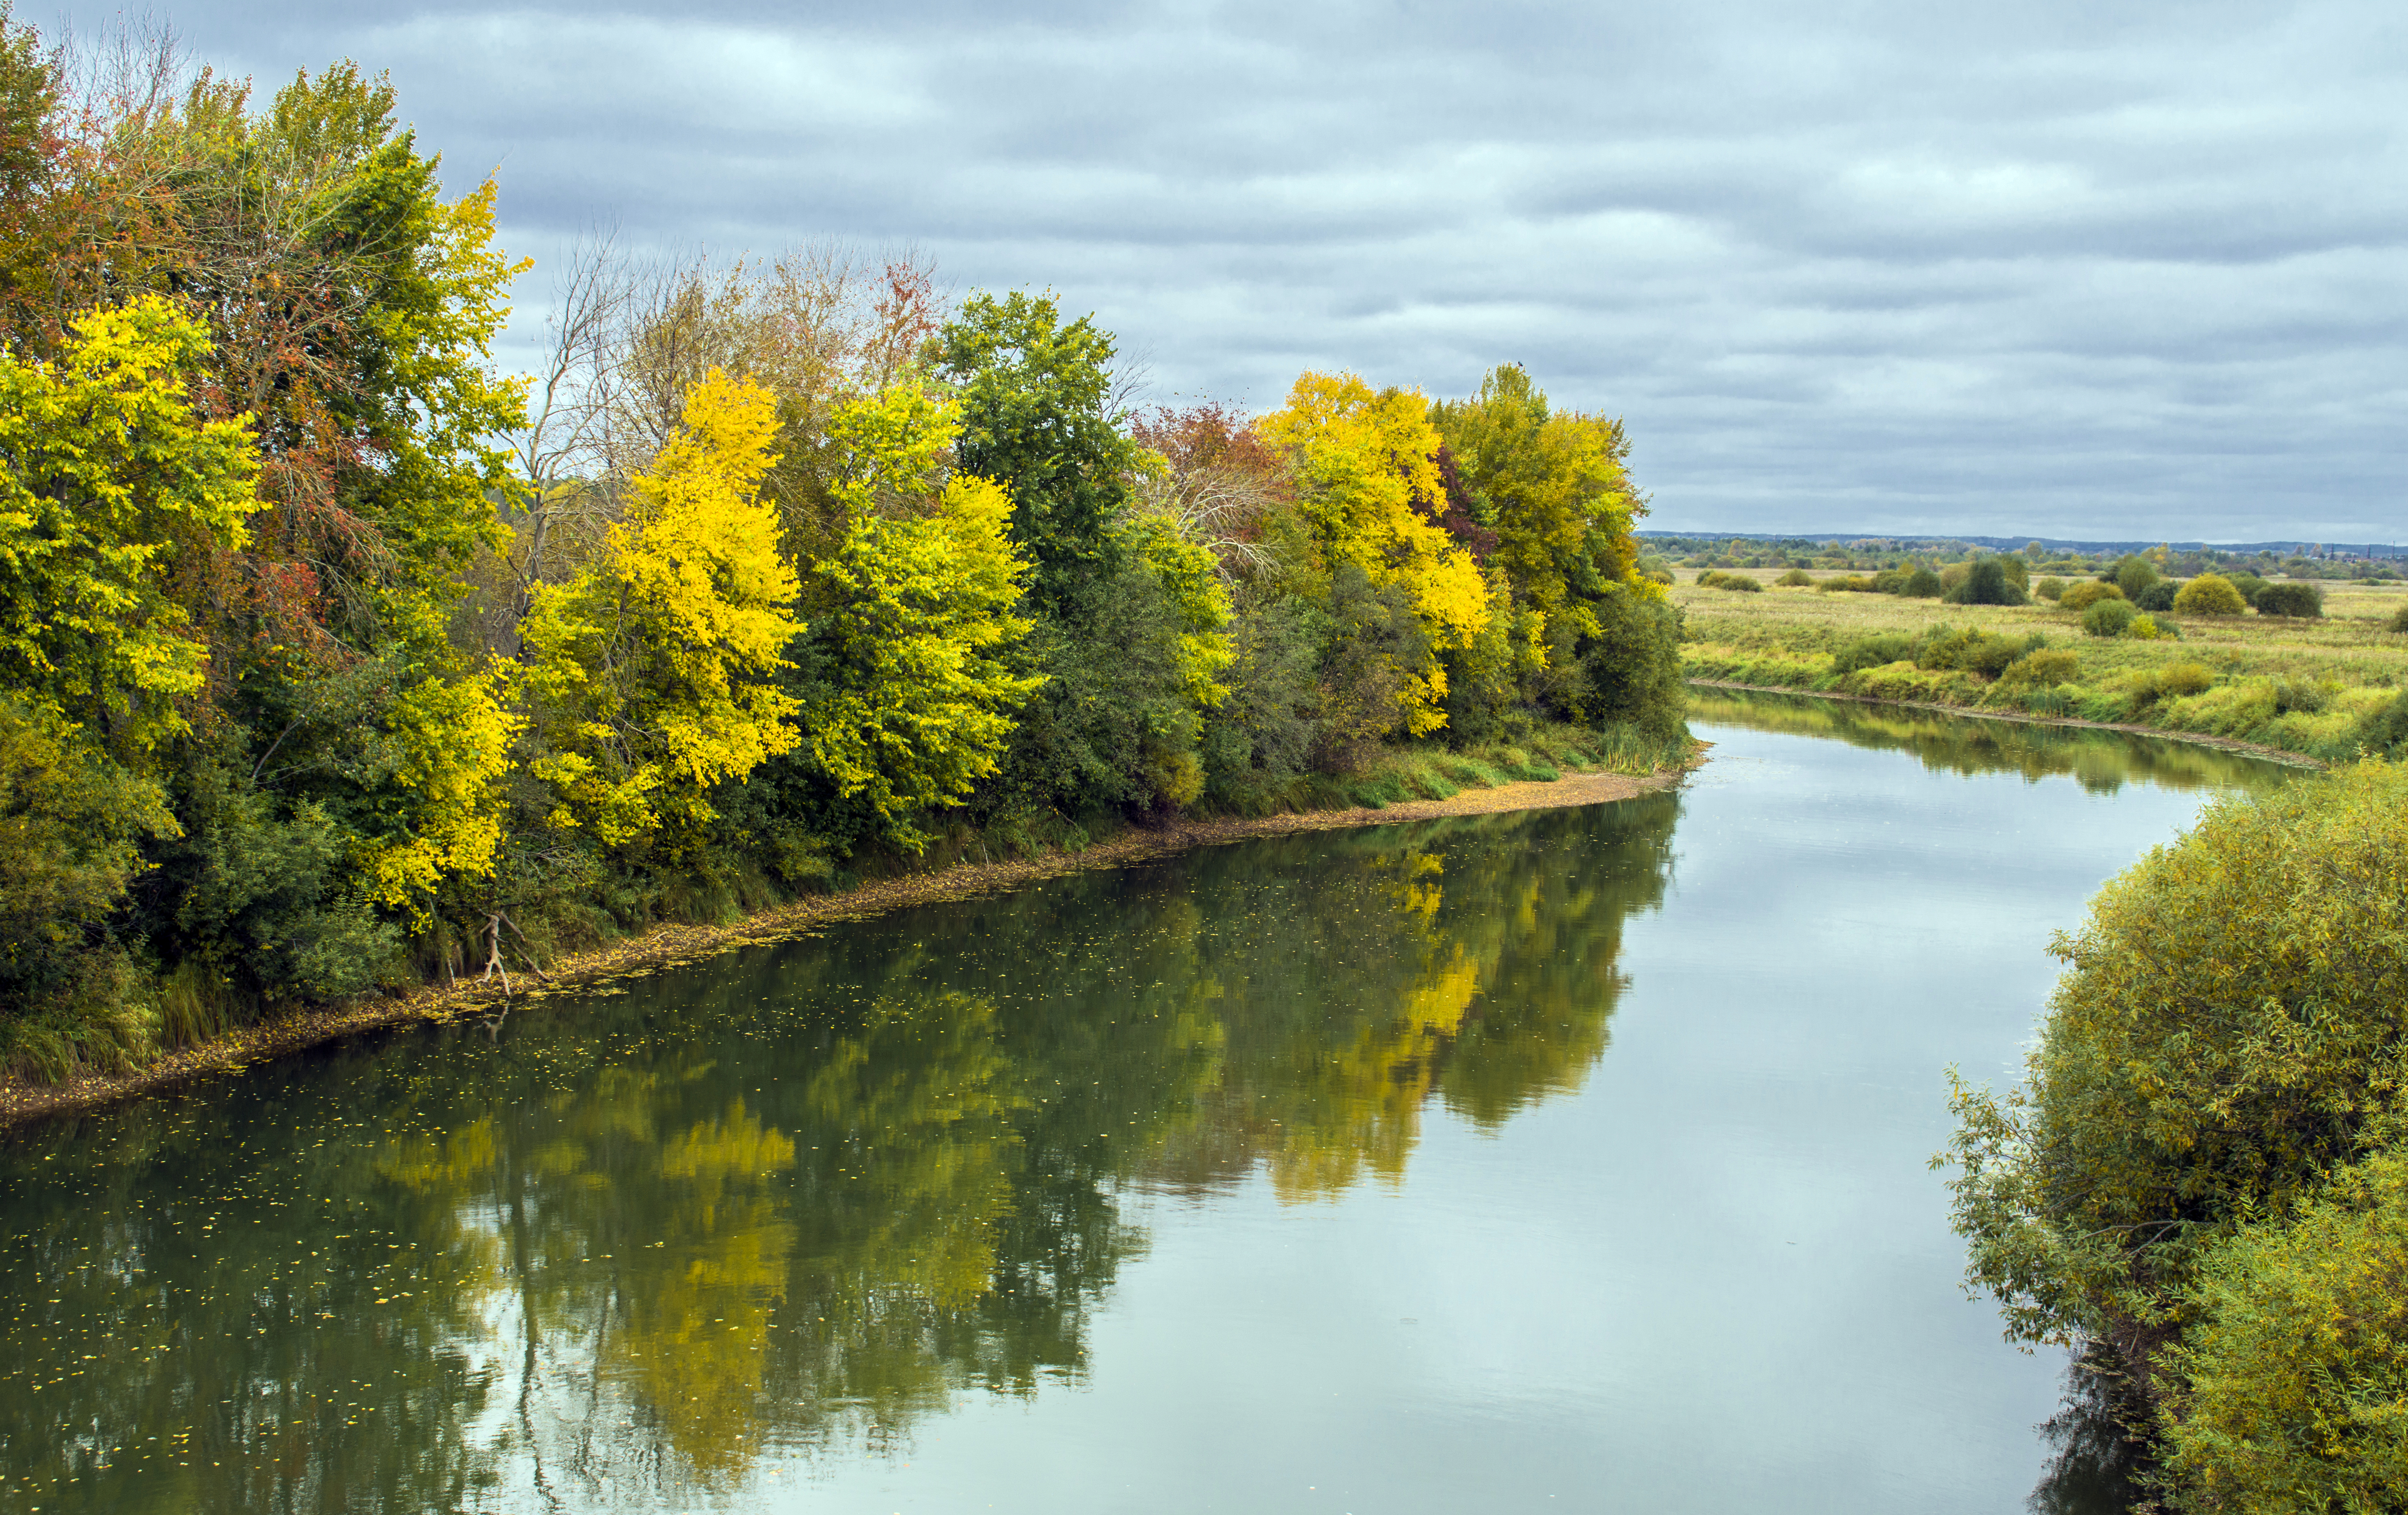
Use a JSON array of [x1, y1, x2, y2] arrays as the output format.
[[1256, 372, 1489, 733], [801, 381, 1042, 845], [519, 368, 804, 847]]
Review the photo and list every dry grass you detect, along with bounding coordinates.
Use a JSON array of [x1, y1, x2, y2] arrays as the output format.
[[1676, 576, 2408, 762]]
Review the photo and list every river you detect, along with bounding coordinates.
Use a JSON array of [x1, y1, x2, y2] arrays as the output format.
[[0, 692, 2297, 1513]]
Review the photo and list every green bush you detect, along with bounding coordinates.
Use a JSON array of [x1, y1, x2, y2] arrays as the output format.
[[2062, 581, 2125, 613], [2363, 690, 2408, 757], [2114, 555, 2161, 602], [2172, 574, 2248, 617], [1902, 566, 1943, 598], [2126, 613, 2176, 641], [2162, 1148, 2408, 1514], [2083, 598, 2138, 637], [2253, 582, 2324, 618], [1695, 570, 1763, 592], [2225, 573, 2270, 606], [2035, 576, 2067, 602], [1917, 624, 2031, 677], [1818, 574, 1881, 593], [1945, 758, 2408, 1383], [2155, 662, 2215, 698], [2386, 603, 2408, 633], [1775, 567, 1814, 587], [1832, 632, 1917, 675], [1945, 556, 2028, 606], [2135, 580, 2178, 613], [2001, 649, 2079, 687]]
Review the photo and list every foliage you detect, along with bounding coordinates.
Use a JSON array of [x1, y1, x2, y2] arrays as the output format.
[[2036, 576, 2067, 602], [2115, 555, 2161, 603], [1946, 556, 2028, 607], [1941, 759, 2408, 1379], [2062, 581, 2126, 613], [0, 297, 257, 750], [1259, 372, 1491, 734], [2389, 603, 2408, 634], [1776, 567, 1813, 587], [519, 369, 802, 847], [2173, 575, 2248, 617], [1697, 569, 1764, 592], [936, 290, 1133, 613], [2160, 1147, 2408, 1513], [2084, 599, 2139, 638], [2255, 582, 2325, 619]]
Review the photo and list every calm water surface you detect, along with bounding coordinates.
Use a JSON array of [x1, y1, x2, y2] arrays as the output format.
[[0, 694, 2296, 1513]]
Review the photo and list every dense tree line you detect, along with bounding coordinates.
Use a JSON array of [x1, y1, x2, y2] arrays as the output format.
[[0, 24, 1685, 1078]]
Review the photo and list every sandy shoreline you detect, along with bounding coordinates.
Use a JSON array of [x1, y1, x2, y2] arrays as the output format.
[[0, 763, 1690, 1132]]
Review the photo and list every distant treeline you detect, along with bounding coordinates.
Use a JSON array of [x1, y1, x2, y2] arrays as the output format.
[[0, 22, 1685, 1078], [1644, 535, 2406, 580]]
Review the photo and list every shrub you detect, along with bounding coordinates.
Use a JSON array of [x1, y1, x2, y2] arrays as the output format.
[[2363, 689, 2408, 757], [1818, 574, 1880, 593], [1902, 566, 1943, 598], [2154, 662, 2215, 698], [2114, 555, 2160, 602], [2061, 581, 2126, 612], [2083, 598, 2137, 637], [1775, 567, 1814, 587], [2035, 576, 2067, 602], [2135, 580, 2177, 613], [2125, 614, 2175, 641], [2389, 604, 2408, 633], [2162, 1148, 2408, 1514], [2225, 573, 2269, 606], [2172, 574, 2248, 617], [1939, 563, 1970, 593], [1917, 624, 2029, 677], [1944, 760, 2408, 1386], [2001, 649, 2079, 687], [2254, 582, 2324, 618], [1945, 556, 2028, 606], [1832, 632, 1918, 675]]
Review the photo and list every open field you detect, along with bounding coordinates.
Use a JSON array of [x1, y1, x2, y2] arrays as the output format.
[[1674, 574, 2408, 763]]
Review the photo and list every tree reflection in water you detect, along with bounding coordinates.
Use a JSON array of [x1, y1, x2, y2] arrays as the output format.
[[2027, 1348, 2154, 1515], [0, 792, 1678, 1511]]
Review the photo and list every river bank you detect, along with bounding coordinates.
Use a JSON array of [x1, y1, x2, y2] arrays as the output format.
[[1673, 577, 2404, 765], [0, 760, 1694, 1131], [1688, 677, 2328, 768]]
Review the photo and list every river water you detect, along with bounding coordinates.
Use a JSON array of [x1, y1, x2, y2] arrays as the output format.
[[0, 694, 2296, 1514]]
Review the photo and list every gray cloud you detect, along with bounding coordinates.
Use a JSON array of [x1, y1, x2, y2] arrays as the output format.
[[39, 0, 2408, 539]]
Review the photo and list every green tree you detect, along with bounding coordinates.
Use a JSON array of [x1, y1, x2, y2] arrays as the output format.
[[936, 290, 1134, 612]]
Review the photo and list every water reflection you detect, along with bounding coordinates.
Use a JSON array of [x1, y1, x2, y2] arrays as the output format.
[[1689, 687, 2300, 794], [0, 796, 1678, 1511]]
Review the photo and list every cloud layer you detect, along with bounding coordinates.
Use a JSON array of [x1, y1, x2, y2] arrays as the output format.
[[43, 0, 2408, 539]]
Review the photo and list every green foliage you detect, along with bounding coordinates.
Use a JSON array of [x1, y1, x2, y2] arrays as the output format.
[[2365, 693, 2408, 759], [1917, 624, 2032, 677], [1902, 566, 1943, 598], [1574, 588, 1686, 743], [2162, 1147, 2408, 1513], [2173, 575, 2248, 617], [2036, 576, 2067, 602], [937, 290, 1135, 613], [1833, 632, 1917, 675], [0, 700, 175, 1072], [2084, 599, 2139, 638], [1696, 570, 1764, 593], [2002, 649, 2080, 688], [1776, 567, 1813, 587], [2115, 555, 2162, 603], [2254, 582, 2325, 619], [1945, 556, 2028, 607], [1943, 759, 2408, 1368], [2388, 604, 2408, 634], [2062, 581, 2126, 613], [2135, 580, 2178, 613]]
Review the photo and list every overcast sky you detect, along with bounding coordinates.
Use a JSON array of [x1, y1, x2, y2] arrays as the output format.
[[37, 0, 2408, 541]]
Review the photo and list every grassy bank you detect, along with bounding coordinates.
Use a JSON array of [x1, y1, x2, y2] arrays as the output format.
[[1675, 574, 2408, 763], [0, 723, 1695, 1125]]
